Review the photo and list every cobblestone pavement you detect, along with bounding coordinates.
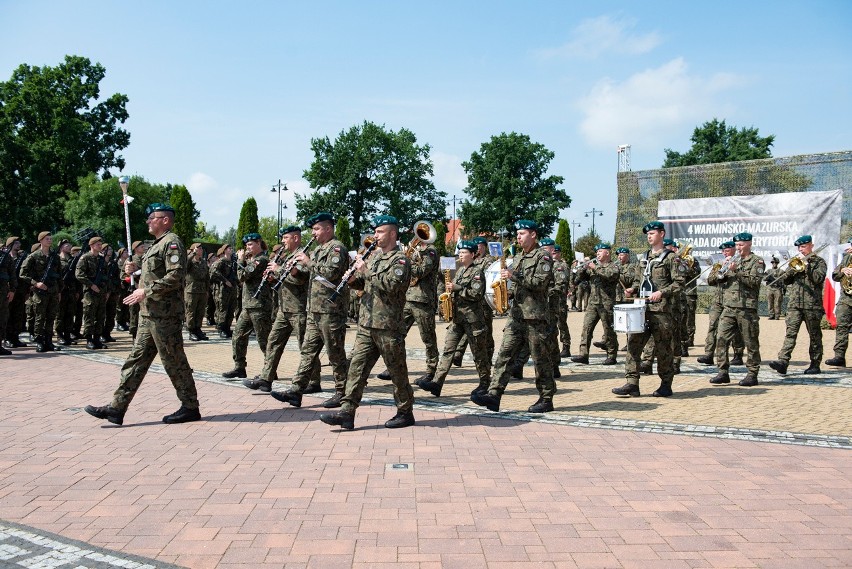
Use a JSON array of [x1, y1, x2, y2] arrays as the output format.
[[1, 313, 850, 568]]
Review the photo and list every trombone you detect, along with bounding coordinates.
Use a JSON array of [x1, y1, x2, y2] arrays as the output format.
[[765, 243, 829, 287]]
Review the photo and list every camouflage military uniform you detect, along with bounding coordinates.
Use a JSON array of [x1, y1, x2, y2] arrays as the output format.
[[764, 265, 786, 319], [575, 275, 590, 312], [704, 264, 744, 359], [624, 249, 685, 390], [575, 260, 619, 360], [456, 253, 496, 362], [776, 252, 827, 365], [553, 257, 571, 354], [341, 248, 412, 416], [830, 252, 852, 362], [231, 252, 272, 369], [288, 239, 350, 394], [210, 255, 238, 334], [615, 260, 636, 304], [433, 261, 491, 391], [128, 251, 144, 338], [56, 250, 80, 342], [714, 253, 763, 377], [111, 230, 199, 412], [684, 258, 701, 346], [75, 250, 108, 341], [6, 251, 29, 344], [184, 251, 210, 334], [102, 254, 121, 339], [0, 247, 17, 352], [484, 247, 555, 401], [20, 247, 62, 347], [402, 244, 439, 377]]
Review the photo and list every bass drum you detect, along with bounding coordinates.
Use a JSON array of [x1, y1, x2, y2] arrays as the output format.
[[484, 257, 514, 311]]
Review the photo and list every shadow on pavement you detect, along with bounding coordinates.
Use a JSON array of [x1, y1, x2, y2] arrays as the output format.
[[559, 400, 661, 412]]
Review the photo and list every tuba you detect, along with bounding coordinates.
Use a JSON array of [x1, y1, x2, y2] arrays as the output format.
[[491, 252, 509, 314], [438, 269, 453, 322], [678, 242, 695, 269]]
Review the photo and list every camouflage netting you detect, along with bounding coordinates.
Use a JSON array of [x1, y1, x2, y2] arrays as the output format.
[[615, 150, 852, 251]]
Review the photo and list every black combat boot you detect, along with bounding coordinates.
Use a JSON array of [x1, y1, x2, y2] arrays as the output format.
[[84, 405, 125, 425], [612, 383, 641, 397], [319, 410, 355, 430], [222, 368, 247, 379], [730, 352, 745, 366], [377, 370, 391, 380], [803, 361, 821, 374], [35, 336, 47, 353], [0, 345, 11, 356], [696, 354, 714, 365], [570, 355, 589, 364], [471, 391, 501, 412], [271, 390, 303, 407], [242, 377, 272, 392], [322, 392, 344, 408], [825, 356, 846, 367], [738, 373, 758, 386], [46, 335, 60, 352], [59, 332, 73, 346], [709, 371, 730, 384], [86, 335, 98, 350], [9, 335, 27, 348], [638, 362, 653, 374], [528, 398, 554, 413], [188, 330, 201, 341], [218, 327, 229, 339], [652, 383, 673, 397], [593, 340, 607, 350], [559, 346, 571, 358], [162, 406, 202, 424], [101, 333, 116, 343], [768, 360, 788, 375], [416, 379, 442, 397], [197, 328, 209, 341], [385, 411, 415, 428], [601, 356, 617, 365]]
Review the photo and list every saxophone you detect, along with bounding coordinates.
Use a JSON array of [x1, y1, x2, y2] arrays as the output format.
[[491, 252, 509, 314], [438, 269, 453, 322]]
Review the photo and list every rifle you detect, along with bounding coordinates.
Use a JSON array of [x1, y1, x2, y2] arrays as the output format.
[[326, 241, 376, 303], [270, 237, 316, 292], [33, 248, 60, 296], [89, 254, 106, 294]]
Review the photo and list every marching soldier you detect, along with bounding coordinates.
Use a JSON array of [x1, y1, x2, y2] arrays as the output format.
[[553, 245, 571, 358], [682, 244, 701, 349], [115, 247, 131, 332], [222, 233, 272, 378], [826, 240, 852, 368], [205, 252, 217, 327], [5, 237, 29, 348], [85, 203, 201, 426], [184, 243, 210, 341], [76, 236, 109, 350], [764, 256, 786, 319], [571, 242, 619, 365], [454, 236, 496, 366], [127, 240, 147, 339], [20, 231, 62, 352], [318, 215, 414, 430], [697, 241, 745, 366], [615, 247, 635, 303], [613, 221, 685, 398], [768, 235, 827, 375], [101, 245, 120, 343], [210, 244, 238, 338], [0, 237, 18, 355], [56, 239, 79, 344], [709, 233, 763, 386], [471, 220, 556, 413]]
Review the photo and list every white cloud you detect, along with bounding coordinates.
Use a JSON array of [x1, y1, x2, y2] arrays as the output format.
[[537, 14, 661, 60], [185, 171, 218, 195], [576, 58, 742, 150], [431, 151, 468, 192]]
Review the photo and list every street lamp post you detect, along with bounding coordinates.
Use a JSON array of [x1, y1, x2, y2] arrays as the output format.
[[570, 220, 581, 252], [271, 179, 288, 235], [584, 208, 603, 237]]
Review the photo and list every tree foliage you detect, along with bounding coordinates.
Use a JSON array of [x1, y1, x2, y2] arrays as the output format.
[[459, 132, 570, 238], [257, 216, 280, 250], [663, 119, 774, 168], [235, 198, 259, 249], [194, 221, 221, 243], [299, 121, 446, 237], [554, 219, 571, 258], [0, 55, 130, 238], [335, 217, 352, 251], [574, 229, 602, 261], [433, 220, 448, 257], [169, 184, 198, 246]]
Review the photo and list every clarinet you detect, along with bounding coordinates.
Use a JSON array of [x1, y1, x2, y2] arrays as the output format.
[[328, 241, 376, 303], [271, 237, 316, 292], [250, 245, 289, 300]]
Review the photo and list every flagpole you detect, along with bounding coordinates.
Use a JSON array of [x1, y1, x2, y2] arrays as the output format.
[[119, 176, 135, 287]]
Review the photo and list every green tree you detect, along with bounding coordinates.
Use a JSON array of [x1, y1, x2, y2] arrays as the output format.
[[299, 120, 446, 237], [335, 217, 352, 251], [459, 132, 570, 237], [194, 221, 221, 243], [169, 184, 197, 246], [64, 174, 166, 247], [221, 226, 237, 248], [433, 220, 448, 257], [0, 55, 130, 238], [258, 215, 279, 251], [574, 229, 602, 261], [554, 219, 571, 258], [663, 118, 774, 167], [235, 198, 259, 249]]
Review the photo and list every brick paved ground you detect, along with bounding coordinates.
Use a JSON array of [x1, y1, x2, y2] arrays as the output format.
[[0, 313, 850, 568]]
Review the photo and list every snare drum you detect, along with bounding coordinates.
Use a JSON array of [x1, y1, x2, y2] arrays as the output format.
[[613, 302, 646, 333]]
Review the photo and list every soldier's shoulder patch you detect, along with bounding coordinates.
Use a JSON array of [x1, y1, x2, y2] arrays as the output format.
[[397, 258, 407, 265], [473, 275, 481, 280], [333, 246, 341, 252], [428, 249, 436, 256], [472, 281, 481, 289], [540, 262, 551, 272], [169, 243, 178, 249], [678, 262, 687, 273], [394, 267, 404, 276], [169, 254, 180, 264]]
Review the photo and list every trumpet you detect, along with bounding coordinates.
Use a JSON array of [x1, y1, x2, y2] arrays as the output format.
[[717, 253, 741, 277]]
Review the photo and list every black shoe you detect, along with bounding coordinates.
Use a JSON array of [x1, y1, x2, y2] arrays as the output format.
[[592, 341, 606, 350], [377, 370, 391, 380], [101, 334, 116, 343], [47, 339, 60, 352], [739, 373, 758, 386], [471, 391, 501, 412], [413, 373, 434, 385], [59, 334, 73, 346], [638, 363, 652, 374], [510, 367, 524, 380], [94, 336, 107, 349], [570, 355, 589, 364], [680, 347, 689, 357], [652, 384, 673, 397], [86, 336, 98, 350], [188, 331, 201, 341], [84, 405, 124, 426], [206, 318, 215, 326], [612, 383, 640, 397], [696, 355, 714, 365], [470, 384, 488, 397], [242, 377, 272, 392], [222, 368, 247, 379], [218, 329, 229, 339], [418, 380, 442, 397], [384, 411, 415, 429], [527, 399, 553, 413], [0, 346, 11, 356], [768, 360, 788, 375], [319, 410, 355, 430], [9, 338, 27, 348], [601, 357, 617, 365], [225, 329, 233, 338], [322, 392, 343, 408], [559, 347, 571, 358], [825, 357, 846, 367], [270, 390, 302, 408], [730, 354, 744, 366], [197, 330, 209, 340], [803, 362, 821, 375], [452, 354, 463, 367], [673, 364, 681, 375], [303, 384, 323, 394], [553, 367, 561, 378], [162, 406, 201, 424], [35, 337, 47, 353], [709, 371, 730, 384]]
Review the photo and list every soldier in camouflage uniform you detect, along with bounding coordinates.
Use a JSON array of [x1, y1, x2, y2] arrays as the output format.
[[553, 245, 571, 358], [0, 237, 19, 355], [471, 220, 556, 413], [5, 237, 29, 348], [222, 233, 272, 378], [101, 245, 121, 343], [85, 203, 201, 426], [454, 237, 496, 366], [114, 247, 131, 332], [416, 240, 491, 397], [709, 232, 763, 386], [768, 235, 827, 375], [764, 257, 786, 319], [318, 215, 415, 430], [613, 221, 685, 398], [76, 236, 109, 350], [127, 240, 147, 339], [54, 239, 78, 345], [826, 241, 852, 368], [272, 212, 351, 409], [20, 231, 62, 352], [210, 244, 238, 338], [697, 241, 745, 366], [244, 226, 320, 393], [184, 243, 210, 341], [683, 245, 701, 348], [571, 242, 619, 365]]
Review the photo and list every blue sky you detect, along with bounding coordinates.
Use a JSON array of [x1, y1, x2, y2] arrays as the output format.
[[2, 0, 850, 240]]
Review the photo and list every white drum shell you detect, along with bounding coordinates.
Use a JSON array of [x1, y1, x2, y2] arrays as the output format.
[[613, 303, 645, 333]]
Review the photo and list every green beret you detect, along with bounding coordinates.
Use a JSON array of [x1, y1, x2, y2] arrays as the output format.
[[242, 232, 262, 244], [642, 221, 665, 234], [144, 203, 175, 216], [771, 256, 779, 264], [280, 225, 301, 236], [513, 219, 539, 232], [306, 212, 335, 227], [794, 235, 812, 246], [539, 237, 555, 246], [662, 238, 675, 247], [553, 244, 562, 252], [719, 241, 735, 249], [734, 232, 752, 242], [371, 215, 399, 229], [458, 240, 477, 253], [594, 242, 611, 251], [471, 236, 487, 246], [615, 247, 630, 254]]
